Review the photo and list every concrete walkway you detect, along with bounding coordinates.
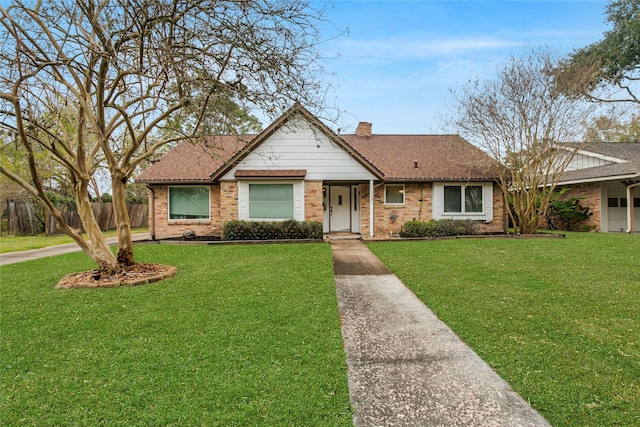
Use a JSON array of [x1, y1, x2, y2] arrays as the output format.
[[0, 233, 150, 266], [331, 239, 551, 427]]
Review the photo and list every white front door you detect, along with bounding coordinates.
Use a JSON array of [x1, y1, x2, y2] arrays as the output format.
[[330, 186, 351, 231]]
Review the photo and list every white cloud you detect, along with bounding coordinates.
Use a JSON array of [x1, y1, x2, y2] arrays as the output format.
[[326, 36, 521, 63]]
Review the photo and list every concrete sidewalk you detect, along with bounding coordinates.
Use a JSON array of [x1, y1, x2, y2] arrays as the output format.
[[0, 233, 150, 266], [331, 240, 551, 427]]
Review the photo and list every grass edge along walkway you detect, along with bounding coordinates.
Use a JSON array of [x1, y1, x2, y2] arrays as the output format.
[[367, 232, 640, 427], [0, 243, 353, 426]]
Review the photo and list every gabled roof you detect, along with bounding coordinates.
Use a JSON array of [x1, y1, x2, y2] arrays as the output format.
[[209, 103, 384, 180], [557, 142, 640, 184], [136, 104, 501, 184]]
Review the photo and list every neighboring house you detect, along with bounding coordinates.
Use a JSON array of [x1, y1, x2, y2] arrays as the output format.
[[136, 104, 506, 239], [554, 142, 640, 233]]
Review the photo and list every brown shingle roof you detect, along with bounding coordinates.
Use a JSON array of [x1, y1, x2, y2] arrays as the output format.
[[136, 106, 501, 183], [559, 160, 640, 183], [136, 135, 253, 183], [341, 134, 500, 181]]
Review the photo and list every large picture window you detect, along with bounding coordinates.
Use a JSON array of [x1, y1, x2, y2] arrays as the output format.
[[249, 183, 294, 219], [169, 186, 210, 219], [444, 185, 483, 213], [385, 184, 405, 204]]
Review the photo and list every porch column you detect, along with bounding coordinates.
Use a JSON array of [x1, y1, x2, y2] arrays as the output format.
[[626, 182, 639, 233], [369, 179, 374, 237]]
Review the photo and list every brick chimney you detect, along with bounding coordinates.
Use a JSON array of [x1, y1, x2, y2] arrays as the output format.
[[355, 122, 372, 138]]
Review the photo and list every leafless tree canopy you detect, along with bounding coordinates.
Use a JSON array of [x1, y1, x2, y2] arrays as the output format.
[[0, 0, 330, 269], [448, 49, 598, 234]]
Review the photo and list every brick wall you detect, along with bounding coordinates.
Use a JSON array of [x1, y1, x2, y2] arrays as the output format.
[[150, 180, 507, 239], [304, 181, 323, 222], [553, 183, 601, 231], [360, 182, 505, 237], [219, 181, 238, 225], [489, 182, 508, 233]]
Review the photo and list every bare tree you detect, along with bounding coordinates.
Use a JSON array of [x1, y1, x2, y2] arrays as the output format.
[[447, 49, 598, 234], [0, 0, 329, 271]]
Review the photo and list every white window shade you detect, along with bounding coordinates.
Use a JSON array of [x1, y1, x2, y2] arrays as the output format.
[[169, 187, 210, 219]]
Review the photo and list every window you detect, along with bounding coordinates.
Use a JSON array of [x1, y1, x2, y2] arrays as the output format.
[[385, 184, 404, 204], [444, 185, 483, 213], [169, 186, 210, 219], [434, 182, 492, 221], [444, 186, 461, 212], [465, 186, 483, 212], [249, 183, 294, 219]]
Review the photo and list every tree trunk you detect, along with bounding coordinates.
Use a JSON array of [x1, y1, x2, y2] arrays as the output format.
[[73, 181, 119, 270], [111, 172, 135, 266]]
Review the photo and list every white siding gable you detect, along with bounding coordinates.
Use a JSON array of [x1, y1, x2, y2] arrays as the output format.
[[220, 118, 376, 181], [564, 151, 619, 171]]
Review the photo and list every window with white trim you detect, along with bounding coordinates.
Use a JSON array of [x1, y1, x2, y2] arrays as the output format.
[[385, 184, 404, 204], [444, 185, 483, 213], [248, 183, 294, 219], [433, 182, 493, 221], [169, 186, 210, 219]]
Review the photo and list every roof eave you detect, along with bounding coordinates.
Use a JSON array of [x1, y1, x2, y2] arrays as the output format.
[[384, 177, 500, 182], [555, 173, 640, 186], [135, 179, 215, 185]]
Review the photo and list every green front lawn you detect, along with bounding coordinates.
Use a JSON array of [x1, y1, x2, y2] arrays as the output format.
[[367, 233, 640, 427], [0, 243, 352, 426], [0, 228, 149, 254]]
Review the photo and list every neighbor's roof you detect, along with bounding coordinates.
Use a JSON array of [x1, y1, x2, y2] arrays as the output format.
[[557, 142, 640, 184], [574, 142, 640, 162], [559, 161, 640, 184]]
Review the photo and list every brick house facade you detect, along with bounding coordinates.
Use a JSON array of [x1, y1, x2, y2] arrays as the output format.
[[137, 104, 507, 239]]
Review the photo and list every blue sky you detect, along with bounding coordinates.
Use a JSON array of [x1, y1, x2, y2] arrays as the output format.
[[314, 0, 611, 134]]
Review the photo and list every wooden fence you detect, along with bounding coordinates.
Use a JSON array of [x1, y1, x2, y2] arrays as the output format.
[[5, 200, 148, 236]]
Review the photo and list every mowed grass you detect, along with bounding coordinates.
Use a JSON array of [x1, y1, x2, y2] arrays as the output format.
[[0, 243, 352, 426], [0, 228, 149, 253], [367, 233, 640, 427]]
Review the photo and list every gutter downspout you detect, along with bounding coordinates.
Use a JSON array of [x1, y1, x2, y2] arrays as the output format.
[[369, 179, 374, 237], [147, 185, 156, 240], [626, 182, 640, 233]]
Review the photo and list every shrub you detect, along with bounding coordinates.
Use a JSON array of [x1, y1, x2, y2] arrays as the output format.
[[400, 220, 432, 237], [222, 220, 323, 240], [545, 193, 593, 231], [400, 219, 479, 238]]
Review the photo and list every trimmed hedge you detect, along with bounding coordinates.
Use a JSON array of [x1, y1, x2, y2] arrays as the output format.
[[400, 219, 479, 238], [222, 220, 323, 241]]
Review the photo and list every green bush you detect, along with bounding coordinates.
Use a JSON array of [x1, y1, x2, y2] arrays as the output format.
[[545, 191, 593, 231], [222, 219, 323, 240], [400, 219, 479, 238]]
